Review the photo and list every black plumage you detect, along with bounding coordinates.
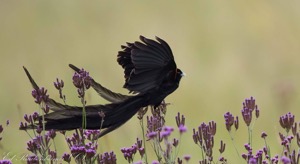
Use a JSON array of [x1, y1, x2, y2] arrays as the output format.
[[21, 36, 184, 138]]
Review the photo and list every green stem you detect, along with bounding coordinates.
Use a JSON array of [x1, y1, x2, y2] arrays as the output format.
[[198, 144, 205, 161], [81, 84, 87, 129], [263, 138, 271, 163], [247, 126, 251, 145], [40, 103, 48, 164], [174, 135, 182, 162], [82, 98, 86, 129], [229, 132, 241, 161], [140, 118, 148, 164]]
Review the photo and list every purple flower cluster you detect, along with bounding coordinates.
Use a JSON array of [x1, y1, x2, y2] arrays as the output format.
[[120, 143, 139, 163], [280, 112, 295, 133], [224, 112, 238, 132], [241, 97, 259, 126], [31, 87, 49, 104], [25, 130, 61, 163], [70, 145, 88, 161], [145, 111, 188, 163], [19, 112, 40, 130], [146, 114, 164, 140], [65, 129, 104, 163], [54, 78, 66, 101], [0, 160, 12, 164], [84, 129, 101, 141], [22, 70, 300, 164], [176, 112, 187, 134], [160, 126, 174, 139], [26, 155, 39, 164], [241, 143, 270, 163], [99, 151, 117, 164], [62, 153, 71, 163], [193, 121, 222, 162], [72, 68, 92, 98]]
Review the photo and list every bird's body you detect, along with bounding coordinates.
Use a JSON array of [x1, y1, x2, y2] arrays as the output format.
[[22, 36, 183, 138]]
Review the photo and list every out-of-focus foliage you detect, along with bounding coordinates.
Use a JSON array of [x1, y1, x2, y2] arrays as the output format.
[[1, 1, 300, 163]]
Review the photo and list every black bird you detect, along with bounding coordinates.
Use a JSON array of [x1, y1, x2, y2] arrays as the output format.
[[22, 36, 184, 138]]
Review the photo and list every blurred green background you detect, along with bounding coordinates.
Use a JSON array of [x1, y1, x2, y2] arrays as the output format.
[[1, 1, 300, 163]]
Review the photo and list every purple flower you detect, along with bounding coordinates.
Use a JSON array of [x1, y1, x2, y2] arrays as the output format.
[[234, 116, 239, 130], [121, 145, 138, 163], [179, 124, 187, 134], [164, 126, 174, 132], [173, 138, 179, 147], [224, 112, 235, 131], [241, 153, 247, 160], [152, 161, 159, 164], [84, 129, 101, 140], [241, 107, 252, 126], [86, 148, 96, 158], [54, 78, 65, 100], [279, 112, 295, 132], [49, 150, 57, 160], [248, 157, 257, 164], [72, 69, 92, 97], [62, 153, 71, 163], [244, 143, 252, 152], [0, 160, 12, 164], [219, 157, 226, 162], [47, 129, 56, 139], [193, 121, 216, 158], [183, 155, 191, 161], [27, 155, 39, 164], [32, 112, 39, 121], [135, 138, 145, 157], [219, 140, 226, 153], [99, 151, 117, 164], [160, 130, 171, 138], [19, 122, 28, 130], [261, 132, 267, 139], [27, 140, 40, 153], [31, 87, 49, 104], [54, 78, 64, 90], [177, 158, 183, 164], [43, 104, 50, 114], [175, 112, 185, 127], [255, 107, 259, 118], [71, 145, 86, 158], [281, 156, 291, 164], [241, 97, 258, 126], [146, 131, 157, 139], [147, 115, 164, 135]]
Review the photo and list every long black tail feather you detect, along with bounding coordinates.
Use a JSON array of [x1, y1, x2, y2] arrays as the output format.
[[69, 64, 130, 103], [22, 66, 146, 138], [23, 66, 70, 111]]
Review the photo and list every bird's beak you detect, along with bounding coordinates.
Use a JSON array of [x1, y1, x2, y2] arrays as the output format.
[[181, 71, 186, 77]]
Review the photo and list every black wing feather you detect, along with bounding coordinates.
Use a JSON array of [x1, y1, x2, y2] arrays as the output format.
[[117, 36, 176, 93], [69, 64, 129, 103]]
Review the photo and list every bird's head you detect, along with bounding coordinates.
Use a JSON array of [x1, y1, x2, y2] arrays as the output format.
[[175, 68, 185, 84]]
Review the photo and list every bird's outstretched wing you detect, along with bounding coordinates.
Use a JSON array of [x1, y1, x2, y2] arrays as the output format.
[[117, 36, 177, 93], [69, 64, 130, 103]]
